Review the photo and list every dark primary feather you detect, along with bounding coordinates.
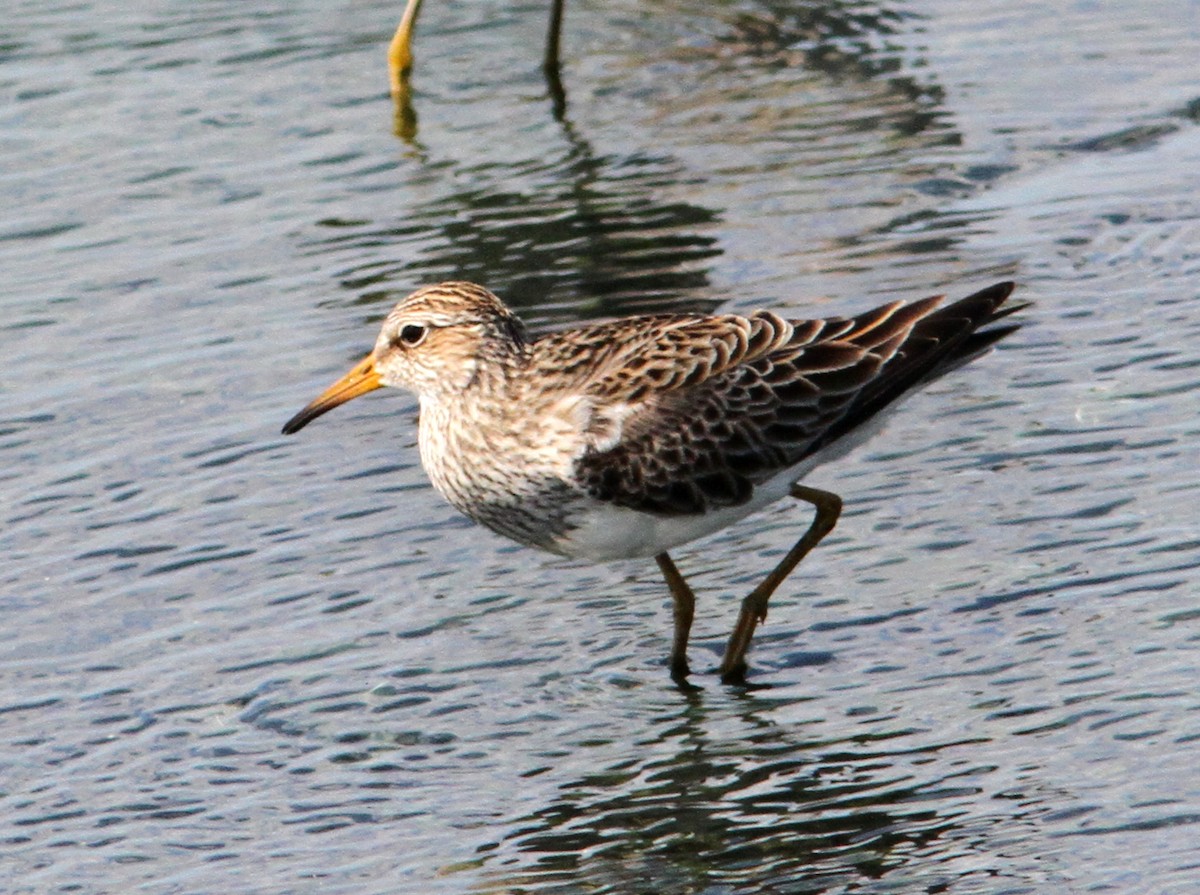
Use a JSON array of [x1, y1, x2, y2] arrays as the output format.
[[571, 282, 1022, 516]]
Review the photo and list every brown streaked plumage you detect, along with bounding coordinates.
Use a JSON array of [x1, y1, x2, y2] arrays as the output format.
[[283, 281, 1024, 683]]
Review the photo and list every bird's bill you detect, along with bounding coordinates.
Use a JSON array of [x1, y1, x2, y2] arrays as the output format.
[[282, 353, 382, 434]]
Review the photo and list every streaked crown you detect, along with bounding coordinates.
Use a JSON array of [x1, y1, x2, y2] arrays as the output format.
[[372, 282, 527, 397]]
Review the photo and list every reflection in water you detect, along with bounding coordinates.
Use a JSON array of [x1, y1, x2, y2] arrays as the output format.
[[390, 0, 568, 138], [318, 164, 723, 322], [470, 690, 998, 893], [390, 2, 946, 145], [392, 78, 419, 143], [329, 0, 961, 327], [723, 3, 945, 139], [316, 117, 725, 321]]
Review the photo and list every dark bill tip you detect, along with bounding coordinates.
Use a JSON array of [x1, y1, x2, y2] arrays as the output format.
[[281, 353, 382, 436]]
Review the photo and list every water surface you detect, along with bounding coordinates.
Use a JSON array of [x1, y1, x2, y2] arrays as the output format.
[[2, 1, 1199, 892]]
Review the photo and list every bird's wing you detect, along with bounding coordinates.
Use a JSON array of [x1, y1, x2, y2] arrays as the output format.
[[564, 282, 1019, 516]]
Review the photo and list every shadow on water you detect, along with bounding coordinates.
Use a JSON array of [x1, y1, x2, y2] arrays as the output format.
[[467, 689, 996, 894]]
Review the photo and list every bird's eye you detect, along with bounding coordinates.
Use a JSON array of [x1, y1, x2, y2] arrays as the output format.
[[397, 324, 427, 347]]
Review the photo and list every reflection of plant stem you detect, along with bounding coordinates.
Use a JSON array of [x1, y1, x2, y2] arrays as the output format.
[[391, 78, 419, 143], [545, 62, 567, 122]]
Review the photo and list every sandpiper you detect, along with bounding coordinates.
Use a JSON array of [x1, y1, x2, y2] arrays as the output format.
[[283, 281, 1023, 682]]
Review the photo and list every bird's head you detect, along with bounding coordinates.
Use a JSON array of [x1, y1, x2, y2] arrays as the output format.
[[282, 282, 525, 434]]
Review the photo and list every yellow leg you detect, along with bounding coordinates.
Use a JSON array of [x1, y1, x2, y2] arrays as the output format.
[[388, 0, 425, 96], [655, 552, 695, 681], [718, 484, 842, 683]]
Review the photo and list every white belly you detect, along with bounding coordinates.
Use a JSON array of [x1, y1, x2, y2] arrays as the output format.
[[551, 460, 817, 561], [548, 406, 895, 561]]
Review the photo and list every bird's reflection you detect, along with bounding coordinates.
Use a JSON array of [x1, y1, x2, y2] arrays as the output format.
[[463, 688, 996, 892]]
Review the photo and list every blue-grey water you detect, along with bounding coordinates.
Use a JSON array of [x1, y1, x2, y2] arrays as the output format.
[[2, 1, 1199, 892]]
